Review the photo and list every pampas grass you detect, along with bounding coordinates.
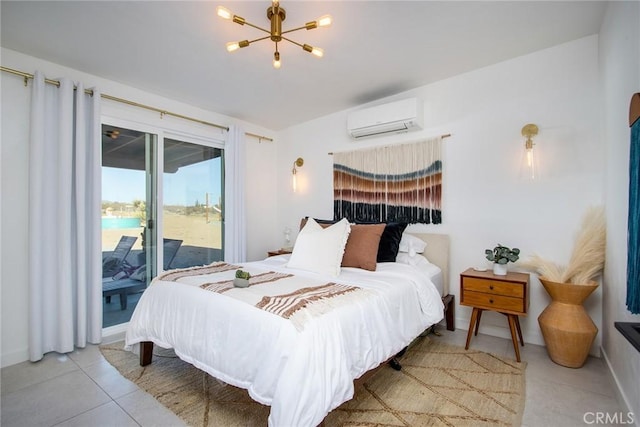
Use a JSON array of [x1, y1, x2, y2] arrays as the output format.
[[520, 254, 565, 282], [561, 206, 606, 284], [523, 206, 606, 285]]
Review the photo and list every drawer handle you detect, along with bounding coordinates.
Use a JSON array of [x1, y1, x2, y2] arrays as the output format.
[[489, 285, 494, 290], [489, 299, 494, 304]]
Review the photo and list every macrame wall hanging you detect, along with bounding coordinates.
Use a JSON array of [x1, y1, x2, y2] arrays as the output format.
[[333, 136, 442, 224]]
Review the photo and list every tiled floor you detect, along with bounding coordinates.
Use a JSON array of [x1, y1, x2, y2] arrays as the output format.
[[1, 328, 625, 427], [440, 329, 626, 427]]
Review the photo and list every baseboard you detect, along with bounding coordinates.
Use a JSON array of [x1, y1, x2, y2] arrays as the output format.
[[1, 347, 29, 368], [455, 315, 546, 346], [2, 325, 128, 368], [601, 346, 639, 427]]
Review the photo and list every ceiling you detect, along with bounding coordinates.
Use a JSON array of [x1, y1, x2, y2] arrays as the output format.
[[102, 125, 221, 173], [1, 1, 607, 131]]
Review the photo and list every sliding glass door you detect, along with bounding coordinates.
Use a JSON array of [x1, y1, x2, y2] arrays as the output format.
[[101, 125, 157, 328], [162, 137, 224, 269], [101, 124, 224, 328]]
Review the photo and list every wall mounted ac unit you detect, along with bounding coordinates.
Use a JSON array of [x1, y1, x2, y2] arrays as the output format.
[[347, 98, 424, 139]]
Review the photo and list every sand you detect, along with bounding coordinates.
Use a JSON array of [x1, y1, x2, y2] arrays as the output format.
[[102, 212, 221, 250]]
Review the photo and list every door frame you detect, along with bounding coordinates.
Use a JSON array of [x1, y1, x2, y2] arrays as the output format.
[[101, 117, 225, 334]]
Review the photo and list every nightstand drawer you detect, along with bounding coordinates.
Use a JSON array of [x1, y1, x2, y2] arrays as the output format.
[[463, 277, 524, 298], [462, 290, 525, 313]]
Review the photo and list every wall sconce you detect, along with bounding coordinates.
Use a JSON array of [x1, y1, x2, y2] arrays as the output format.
[[521, 123, 539, 179], [292, 157, 304, 192]]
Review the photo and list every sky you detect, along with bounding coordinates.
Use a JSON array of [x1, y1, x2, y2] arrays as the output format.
[[102, 159, 222, 207]]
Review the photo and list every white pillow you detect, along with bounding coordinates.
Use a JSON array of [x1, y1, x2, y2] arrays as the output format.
[[396, 252, 431, 267], [398, 233, 427, 257], [287, 218, 351, 276]]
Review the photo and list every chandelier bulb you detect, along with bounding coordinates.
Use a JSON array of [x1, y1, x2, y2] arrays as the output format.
[[305, 14, 332, 30], [317, 15, 332, 28], [226, 41, 240, 52], [302, 44, 323, 57], [226, 40, 249, 52], [217, 6, 232, 20], [273, 52, 281, 69]]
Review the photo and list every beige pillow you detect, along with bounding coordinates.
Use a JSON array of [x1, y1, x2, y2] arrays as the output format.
[[341, 223, 386, 271]]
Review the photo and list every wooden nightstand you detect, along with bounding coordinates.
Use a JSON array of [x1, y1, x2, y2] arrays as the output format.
[[267, 249, 292, 257], [460, 268, 529, 362]]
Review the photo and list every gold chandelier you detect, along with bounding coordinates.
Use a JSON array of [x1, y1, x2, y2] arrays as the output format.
[[216, 1, 332, 69]]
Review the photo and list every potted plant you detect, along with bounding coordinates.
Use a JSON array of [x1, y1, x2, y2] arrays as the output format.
[[522, 206, 605, 368], [233, 270, 251, 288], [485, 244, 520, 275]]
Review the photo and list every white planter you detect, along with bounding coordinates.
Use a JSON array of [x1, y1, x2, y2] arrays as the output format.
[[493, 263, 508, 276], [233, 277, 250, 288]]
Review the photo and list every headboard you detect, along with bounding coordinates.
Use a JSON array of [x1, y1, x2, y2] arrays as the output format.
[[409, 233, 450, 296]]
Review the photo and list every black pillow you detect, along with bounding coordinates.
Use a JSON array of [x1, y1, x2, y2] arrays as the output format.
[[377, 222, 409, 262], [314, 218, 336, 225]]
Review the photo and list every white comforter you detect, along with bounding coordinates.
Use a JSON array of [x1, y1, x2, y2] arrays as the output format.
[[125, 255, 444, 427]]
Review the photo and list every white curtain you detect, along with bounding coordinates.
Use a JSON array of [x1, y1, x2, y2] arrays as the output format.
[[223, 125, 247, 263], [28, 71, 102, 361]]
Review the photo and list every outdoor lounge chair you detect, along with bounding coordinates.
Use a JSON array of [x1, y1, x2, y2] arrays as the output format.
[[102, 235, 137, 278], [103, 238, 183, 310]]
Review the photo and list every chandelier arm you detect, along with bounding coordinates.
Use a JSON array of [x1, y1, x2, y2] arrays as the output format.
[[242, 21, 272, 35], [247, 35, 272, 44], [281, 25, 309, 35], [281, 36, 303, 48]]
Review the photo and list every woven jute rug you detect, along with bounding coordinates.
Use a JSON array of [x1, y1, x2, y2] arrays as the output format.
[[100, 336, 526, 426]]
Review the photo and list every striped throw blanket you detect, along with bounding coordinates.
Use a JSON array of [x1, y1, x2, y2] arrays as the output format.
[[158, 262, 241, 281], [158, 262, 371, 331], [200, 271, 293, 294], [256, 283, 363, 330]]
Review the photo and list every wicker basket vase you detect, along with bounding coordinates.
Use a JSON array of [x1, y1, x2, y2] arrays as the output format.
[[538, 278, 599, 368]]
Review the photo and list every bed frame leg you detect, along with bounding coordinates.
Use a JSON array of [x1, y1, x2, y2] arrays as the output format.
[[140, 341, 153, 366], [389, 357, 402, 371], [443, 294, 455, 331]]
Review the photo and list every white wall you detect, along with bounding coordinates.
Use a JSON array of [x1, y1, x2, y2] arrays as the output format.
[[277, 36, 604, 350], [599, 1, 640, 420], [0, 48, 279, 367]]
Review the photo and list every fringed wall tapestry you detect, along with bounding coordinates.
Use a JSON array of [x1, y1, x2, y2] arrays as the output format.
[[333, 136, 442, 224], [627, 93, 640, 314]]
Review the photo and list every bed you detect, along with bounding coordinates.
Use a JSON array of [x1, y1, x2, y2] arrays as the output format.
[[125, 222, 451, 426]]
